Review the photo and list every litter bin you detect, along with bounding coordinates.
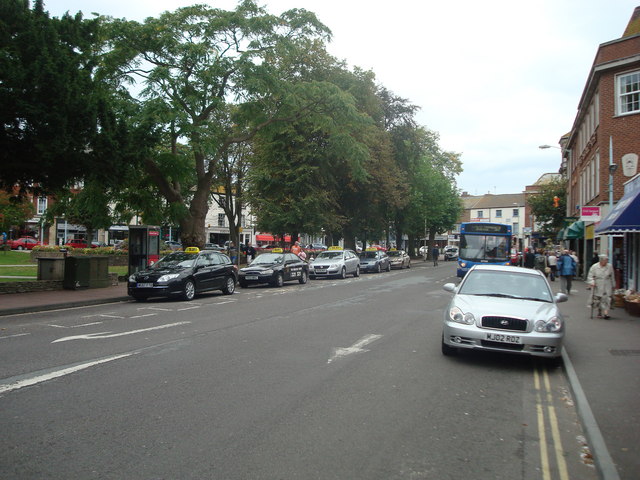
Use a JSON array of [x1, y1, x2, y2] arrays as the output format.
[[63, 256, 90, 290], [88, 256, 110, 288], [38, 257, 65, 280]]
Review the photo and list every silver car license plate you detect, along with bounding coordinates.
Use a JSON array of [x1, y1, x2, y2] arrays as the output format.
[[137, 283, 153, 288], [486, 332, 522, 344], [246, 276, 258, 280]]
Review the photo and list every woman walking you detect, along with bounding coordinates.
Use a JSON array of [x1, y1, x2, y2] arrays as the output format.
[[587, 254, 616, 319]]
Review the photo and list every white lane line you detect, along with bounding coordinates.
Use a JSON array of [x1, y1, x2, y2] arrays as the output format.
[[51, 321, 191, 343], [177, 306, 200, 311], [129, 313, 158, 319], [0, 333, 31, 340], [0, 353, 135, 394], [327, 334, 383, 364], [47, 322, 104, 329]]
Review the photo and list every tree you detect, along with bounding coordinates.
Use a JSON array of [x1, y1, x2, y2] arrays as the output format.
[[0, 190, 34, 236], [102, 1, 343, 248], [527, 177, 567, 238], [0, 0, 110, 193]]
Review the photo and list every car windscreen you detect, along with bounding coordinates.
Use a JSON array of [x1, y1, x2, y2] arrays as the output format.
[[153, 253, 196, 269], [359, 252, 378, 259], [316, 251, 343, 260], [386, 251, 402, 257], [459, 270, 552, 302], [251, 253, 284, 265]]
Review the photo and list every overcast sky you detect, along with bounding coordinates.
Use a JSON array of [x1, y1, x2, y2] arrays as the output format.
[[44, 0, 639, 196]]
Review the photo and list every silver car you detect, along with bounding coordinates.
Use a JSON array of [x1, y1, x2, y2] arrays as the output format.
[[309, 248, 360, 279], [441, 264, 567, 359]]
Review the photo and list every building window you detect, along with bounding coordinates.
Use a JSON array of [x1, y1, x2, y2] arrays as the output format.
[[617, 71, 640, 115], [477, 211, 484, 218], [37, 196, 47, 215], [512, 208, 519, 217], [217, 214, 225, 227], [495, 209, 502, 218]]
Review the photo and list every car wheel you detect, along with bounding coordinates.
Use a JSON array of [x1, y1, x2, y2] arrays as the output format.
[[221, 276, 236, 295], [17, 246, 24, 251], [299, 270, 308, 284], [441, 335, 458, 356], [239, 280, 248, 288], [386, 262, 391, 272], [182, 279, 196, 301], [376, 263, 381, 273], [340, 267, 347, 279], [271, 273, 284, 287], [353, 265, 360, 278]]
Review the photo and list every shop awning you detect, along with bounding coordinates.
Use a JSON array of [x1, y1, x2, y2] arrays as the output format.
[[255, 234, 292, 243], [564, 221, 584, 239], [595, 188, 640, 234], [556, 228, 566, 240]]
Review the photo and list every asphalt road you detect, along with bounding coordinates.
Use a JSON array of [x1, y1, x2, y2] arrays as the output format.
[[0, 262, 598, 480]]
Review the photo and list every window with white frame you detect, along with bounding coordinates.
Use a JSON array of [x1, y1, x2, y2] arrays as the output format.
[[477, 210, 484, 218], [617, 71, 640, 115], [37, 196, 47, 214], [495, 209, 502, 217], [512, 208, 519, 217], [217, 213, 225, 227]]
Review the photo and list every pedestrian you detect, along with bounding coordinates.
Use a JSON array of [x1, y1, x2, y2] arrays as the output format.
[[246, 243, 256, 263], [547, 250, 558, 281], [587, 254, 616, 319], [557, 249, 577, 295], [523, 248, 535, 269], [534, 249, 547, 276], [432, 246, 439, 266], [291, 241, 302, 256]]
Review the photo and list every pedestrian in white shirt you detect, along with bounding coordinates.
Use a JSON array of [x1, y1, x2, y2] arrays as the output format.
[[587, 254, 616, 319]]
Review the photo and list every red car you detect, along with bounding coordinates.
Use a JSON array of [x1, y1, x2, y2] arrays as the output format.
[[65, 239, 96, 249], [7, 237, 42, 250]]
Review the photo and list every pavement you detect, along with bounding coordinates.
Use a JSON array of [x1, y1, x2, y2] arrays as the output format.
[[0, 268, 638, 480]]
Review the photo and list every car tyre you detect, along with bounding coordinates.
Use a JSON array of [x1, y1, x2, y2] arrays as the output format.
[[182, 279, 196, 301], [222, 276, 236, 295], [376, 263, 381, 274], [340, 267, 347, 279], [441, 335, 458, 356], [17, 246, 24, 251], [299, 270, 308, 284], [386, 262, 391, 272], [353, 265, 360, 278], [271, 273, 284, 288]]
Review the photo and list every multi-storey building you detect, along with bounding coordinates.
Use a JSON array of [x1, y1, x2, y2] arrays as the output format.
[[559, 6, 640, 289]]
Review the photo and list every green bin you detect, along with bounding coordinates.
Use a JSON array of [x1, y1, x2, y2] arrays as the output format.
[[63, 257, 90, 290]]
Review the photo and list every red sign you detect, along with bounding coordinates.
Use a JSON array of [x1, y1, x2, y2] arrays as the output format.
[[580, 206, 601, 221]]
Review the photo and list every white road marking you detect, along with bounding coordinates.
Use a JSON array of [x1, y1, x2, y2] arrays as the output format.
[[0, 353, 134, 394], [327, 334, 383, 364], [51, 321, 191, 343], [0, 333, 31, 340], [129, 313, 158, 319], [177, 306, 200, 311]]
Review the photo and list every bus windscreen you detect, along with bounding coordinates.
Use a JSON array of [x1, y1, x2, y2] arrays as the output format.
[[459, 234, 509, 262]]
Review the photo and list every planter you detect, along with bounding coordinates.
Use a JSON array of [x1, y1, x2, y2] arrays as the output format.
[[624, 299, 640, 317], [613, 294, 626, 308]]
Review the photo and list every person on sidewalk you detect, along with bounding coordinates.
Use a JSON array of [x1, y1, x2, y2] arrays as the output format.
[[587, 254, 616, 319], [547, 250, 558, 281], [557, 249, 577, 295], [432, 246, 439, 266], [523, 248, 535, 268]]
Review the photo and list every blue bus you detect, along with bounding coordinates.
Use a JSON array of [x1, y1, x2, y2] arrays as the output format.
[[457, 222, 512, 277]]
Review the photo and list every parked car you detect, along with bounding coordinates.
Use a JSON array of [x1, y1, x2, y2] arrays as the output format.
[[387, 249, 411, 269], [91, 241, 108, 248], [164, 240, 183, 251], [359, 248, 391, 273], [443, 246, 459, 261], [65, 239, 95, 249], [7, 237, 41, 250], [441, 264, 567, 360], [127, 247, 238, 301], [238, 249, 308, 288], [309, 247, 360, 279]]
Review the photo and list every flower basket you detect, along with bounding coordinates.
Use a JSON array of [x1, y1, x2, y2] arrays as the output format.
[[624, 295, 640, 317], [613, 294, 626, 308]]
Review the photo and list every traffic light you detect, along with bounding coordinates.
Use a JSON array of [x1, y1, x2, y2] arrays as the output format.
[[553, 196, 560, 208]]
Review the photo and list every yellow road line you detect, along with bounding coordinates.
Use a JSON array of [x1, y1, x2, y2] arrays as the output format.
[[543, 368, 570, 480], [535, 368, 552, 480]]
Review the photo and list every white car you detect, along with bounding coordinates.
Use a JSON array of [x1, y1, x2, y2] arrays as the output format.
[[441, 264, 567, 360], [309, 248, 360, 279]]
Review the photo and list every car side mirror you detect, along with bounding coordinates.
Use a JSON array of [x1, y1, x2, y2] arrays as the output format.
[[443, 283, 457, 293], [554, 292, 568, 303]]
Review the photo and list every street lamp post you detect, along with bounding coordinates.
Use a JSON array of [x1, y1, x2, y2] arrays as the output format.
[[608, 137, 617, 263]]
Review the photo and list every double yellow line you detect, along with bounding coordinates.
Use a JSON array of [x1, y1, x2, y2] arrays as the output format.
[[534, 366, 570, 480]]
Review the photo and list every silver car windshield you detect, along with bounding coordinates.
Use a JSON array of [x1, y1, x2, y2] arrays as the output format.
[[251, 253, 284, 265], [459, 270, 552, 302], [153, 253, 196, 269], [316, 251, 343, 260]]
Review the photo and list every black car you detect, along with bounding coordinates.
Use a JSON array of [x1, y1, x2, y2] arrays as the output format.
[[239, 250, 309, 288], [358, 249, 391, 273], [128, 248, 238, 301]]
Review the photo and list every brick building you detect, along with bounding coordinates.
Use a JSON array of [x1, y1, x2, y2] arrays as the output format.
[[560, 6, 640, 289]]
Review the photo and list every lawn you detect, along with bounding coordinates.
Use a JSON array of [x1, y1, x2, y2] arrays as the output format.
[[0, 250, 36, 265]]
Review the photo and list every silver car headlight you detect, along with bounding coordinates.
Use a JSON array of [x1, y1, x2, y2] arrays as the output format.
[[535, 316, 563, 332], [129, 274, 137, 282], [157, 273, 180, 283], [261, 269, 274, 275], [448, 306, 475, 325]]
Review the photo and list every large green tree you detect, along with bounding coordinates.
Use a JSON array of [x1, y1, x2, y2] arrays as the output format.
[[102, 1, 350, 248], [527, 177, 567, 238]]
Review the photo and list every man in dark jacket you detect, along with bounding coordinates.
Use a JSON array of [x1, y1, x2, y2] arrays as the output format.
[[523, 248, 536, 268]]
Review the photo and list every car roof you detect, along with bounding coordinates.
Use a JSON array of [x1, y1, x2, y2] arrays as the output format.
[[468, 264, 544, 277]]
